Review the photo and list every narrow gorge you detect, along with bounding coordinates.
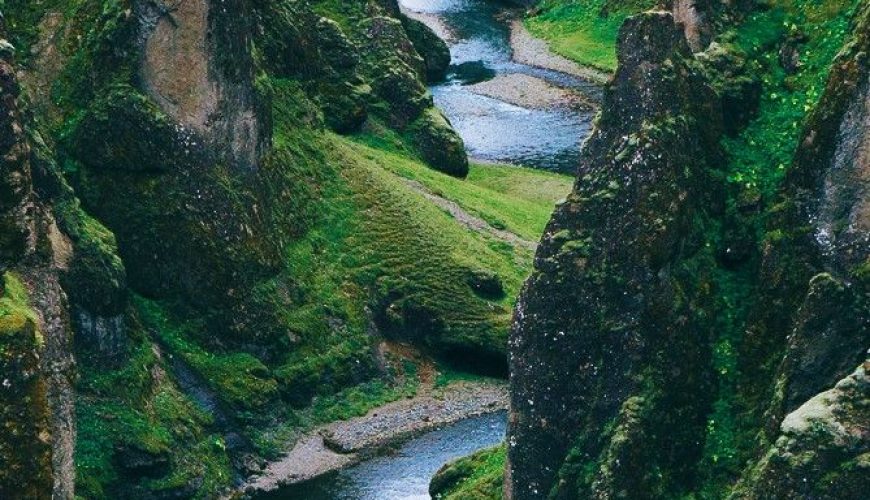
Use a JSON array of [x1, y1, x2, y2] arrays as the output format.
[[1, 1, 867, 500]]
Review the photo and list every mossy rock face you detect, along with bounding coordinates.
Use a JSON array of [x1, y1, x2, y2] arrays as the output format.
[[731, 363, 870, 500], [696, 41, 762, 135], [371, 63, 432, 127], [735, 3, 870, 493], [360, 15, 427, 80], [0, 39, 33, 269], [317, 80, 371, 133], [67, 86, 206, 173], [0, 274, 54, 498], [255, 1, 372, 133], [507, 12, 724, 499], [506, 2, 869, 499], [402, 16, 451, 82]]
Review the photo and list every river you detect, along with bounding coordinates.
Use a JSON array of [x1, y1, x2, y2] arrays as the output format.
[[253, 1, 597, 497], [257, 411, 507, 499], [406, 0, 596, 172]]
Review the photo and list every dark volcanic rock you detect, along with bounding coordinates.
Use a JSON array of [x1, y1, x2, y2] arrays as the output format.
[[506, 12, 723, 499]]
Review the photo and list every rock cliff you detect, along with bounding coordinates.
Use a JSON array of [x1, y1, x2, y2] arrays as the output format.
[[1, 16, 75, 497], [507, 12, 723, 498], [507, 1, 868, 498]]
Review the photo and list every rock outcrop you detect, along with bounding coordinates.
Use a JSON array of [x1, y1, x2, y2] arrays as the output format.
[[732, 2, 870, 495], [507, 1, 869, 498], [507, 12, 723, 498], [1, 20, 76, 498]]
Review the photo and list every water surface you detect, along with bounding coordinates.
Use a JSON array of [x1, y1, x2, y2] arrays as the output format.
[[404, 0, 596, 172], [258, 412, 507, 500], [256, 2, 596, 496]]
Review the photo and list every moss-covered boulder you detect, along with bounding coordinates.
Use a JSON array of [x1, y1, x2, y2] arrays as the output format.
[[67, 86, 205, 173], [410, 108, 469, 178], [732, 362, 870, 499], [402, 16, 451, 82], [430, 446, 505, 499]]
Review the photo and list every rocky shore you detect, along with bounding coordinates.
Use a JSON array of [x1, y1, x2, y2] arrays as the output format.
[[509, 20, 611, 85], [244, 381, 507, 493], [468, 73, 594, 110]]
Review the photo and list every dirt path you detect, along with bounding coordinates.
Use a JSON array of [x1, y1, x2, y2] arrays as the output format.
[[401, 178, 538, 251]]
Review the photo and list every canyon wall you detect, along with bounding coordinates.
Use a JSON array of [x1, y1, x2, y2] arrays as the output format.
[[507, 1, 868, 498]]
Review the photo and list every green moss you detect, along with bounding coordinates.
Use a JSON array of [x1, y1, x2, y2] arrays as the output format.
[[694, 2, 860, 496], [75, 329, 234, 499], [433, 364, 499, 389], [0, 273, 41, 344], [135, 297, 280, 414], [353, 131, 573, 242], [0, 272, 53, 497], [721, 0, 858, 200]]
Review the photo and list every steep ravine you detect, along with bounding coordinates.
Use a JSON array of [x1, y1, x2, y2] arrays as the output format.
[[4, 1, 867, 499], [432, 1, 868, 499], [245, 1, 601, 495], [1, 0, 573, 498]]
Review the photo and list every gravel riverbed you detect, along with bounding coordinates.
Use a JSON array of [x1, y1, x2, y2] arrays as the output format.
[[244, 381, 507, 494]]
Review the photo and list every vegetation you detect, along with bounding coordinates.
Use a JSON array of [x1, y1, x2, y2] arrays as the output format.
[[503, 1, 867, 499], [721, 0, 857, 199], [0, 0, 571, 494], [75, 334, 235, 498], [5, 0, 863, 496], [526, 0, 658, 72], [430, 445, 506, 500], [698, 0, 859, 494]]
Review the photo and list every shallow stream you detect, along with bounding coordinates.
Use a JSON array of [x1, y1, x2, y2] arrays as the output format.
[[257, 412, 507, 499], [406, 0, 596, 172], [254, 2, 598, 496]]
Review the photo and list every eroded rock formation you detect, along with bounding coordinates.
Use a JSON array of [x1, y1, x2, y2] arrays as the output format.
[[507, 12, 723, 498], [507, 2, 869, 498]]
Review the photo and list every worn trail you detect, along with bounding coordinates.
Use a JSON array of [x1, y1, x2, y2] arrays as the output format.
[[401, 179, 538, 250]]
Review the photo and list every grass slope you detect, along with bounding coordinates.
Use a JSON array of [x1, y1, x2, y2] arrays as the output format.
[[526, 0, 657, 72], [72, 77, 571, 497]]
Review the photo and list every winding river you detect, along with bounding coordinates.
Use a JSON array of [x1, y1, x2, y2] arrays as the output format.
[[260, 412, 507, 499], [407, 0, 596, 172], [255, 1, 597, 498]]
